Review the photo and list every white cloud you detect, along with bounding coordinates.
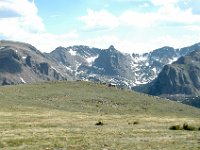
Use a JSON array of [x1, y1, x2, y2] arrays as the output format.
[[122, 3, 200, 28], [150, 0, 180, 6], [78, 9, 119, 31], [77, 3, 200, 53], [0, 0, 79, 52], [81, 33, 200, 54], [23, 31, 79, 51], [79, 3, 200, 30], [0, 0, 38, 18], [150, 34, 200, 51], [140, 2, 150, 8], [119, 10, 157, 28], [0, 0, 45, 35], [1, 0, 200, 54]]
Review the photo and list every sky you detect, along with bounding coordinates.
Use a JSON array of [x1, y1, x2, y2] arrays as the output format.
[[0, 0, 200, 54]]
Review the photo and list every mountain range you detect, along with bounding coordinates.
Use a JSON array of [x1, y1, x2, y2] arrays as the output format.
[[1, 40, 200, 107], [47, 42, 200, 88], [137, 49, 200, 108]]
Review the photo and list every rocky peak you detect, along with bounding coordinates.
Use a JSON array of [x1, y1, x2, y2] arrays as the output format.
[[179, 43, 200, 56], [144, 49, 200, 97], [0, 40, 73, 85], [107, 45, 117, 52]]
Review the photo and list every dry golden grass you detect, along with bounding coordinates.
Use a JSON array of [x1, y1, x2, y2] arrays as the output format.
[[0, 106, 200, 150]]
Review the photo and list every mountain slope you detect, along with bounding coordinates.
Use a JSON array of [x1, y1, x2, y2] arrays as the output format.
[[49, 43, 200, 88], [1, 40, 200, 89], [141, 49, 200, 108], [0, 40, 72, 85], [77, 45, 137, 87]]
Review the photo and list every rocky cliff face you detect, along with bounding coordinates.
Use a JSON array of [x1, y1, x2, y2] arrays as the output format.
[[147, 50, 200, 96], [47, 45, 101, 73], [37, 41, 200, 88], [76, 45, 136, 87], [0, 40, 72, 85], [139, 49, 200, 108]]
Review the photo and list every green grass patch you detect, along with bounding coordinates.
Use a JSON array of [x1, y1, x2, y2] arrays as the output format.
[[169, 123, 199, 131], [0, 81, 199, 149], [0, 81, 199, 117], [169, 125, 181, 130], [95, 121, 104, 126], [182, 123, 196, 131]]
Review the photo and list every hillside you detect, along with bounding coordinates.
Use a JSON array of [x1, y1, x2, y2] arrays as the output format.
[[1, 81, 199, 116], [0, 81, 200, 149]]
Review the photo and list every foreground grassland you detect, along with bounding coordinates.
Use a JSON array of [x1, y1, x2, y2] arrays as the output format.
[[0, 81, 200, 150]]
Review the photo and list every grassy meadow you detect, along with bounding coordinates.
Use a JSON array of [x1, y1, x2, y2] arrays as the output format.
[[0, 81, 199, 149]]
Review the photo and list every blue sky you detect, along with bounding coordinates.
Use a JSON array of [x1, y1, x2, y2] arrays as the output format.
[[0, 0, 200, 53]]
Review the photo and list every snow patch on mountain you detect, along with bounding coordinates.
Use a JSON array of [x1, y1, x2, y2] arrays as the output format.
[[86, 56, 98, 64], [46, 43, 200, 89], [152, 68, 157, 73], [168, 57, 178, 64], [20, 77, 26, 83], [134, 55, 147, 63], [51, 66, 58, 72], [65, 66, 73, 72], [22, 56, 27, 59], [145, 62, 149, 66], [69, 49, 77, 56]]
